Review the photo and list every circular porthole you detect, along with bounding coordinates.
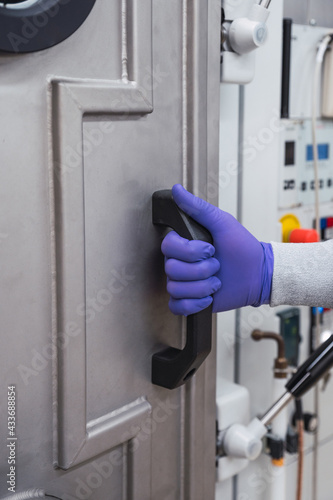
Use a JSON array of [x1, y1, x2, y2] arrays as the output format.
[[0, 0, 96, 53], [0, 1, 40, 7]]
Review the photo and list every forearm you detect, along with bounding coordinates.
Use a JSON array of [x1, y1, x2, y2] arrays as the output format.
[[270, 240, 333, 308]]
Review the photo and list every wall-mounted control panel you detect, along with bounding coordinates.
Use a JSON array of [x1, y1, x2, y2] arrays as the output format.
[[278, 120, 333, 209]]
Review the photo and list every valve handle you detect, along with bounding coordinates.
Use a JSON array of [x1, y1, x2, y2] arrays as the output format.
[[151, 189, 213, 389]]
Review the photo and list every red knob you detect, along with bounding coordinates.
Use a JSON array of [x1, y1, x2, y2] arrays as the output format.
[[289, 228, 319, 243]]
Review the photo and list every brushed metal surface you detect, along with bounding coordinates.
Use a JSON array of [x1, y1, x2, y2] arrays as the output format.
[[0, 0, 219, 498]]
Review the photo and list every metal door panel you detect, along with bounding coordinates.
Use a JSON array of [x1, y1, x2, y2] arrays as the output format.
[[83, 118, 181, 422], [0, 0, 220, 498], [51, 83, 153, 469]]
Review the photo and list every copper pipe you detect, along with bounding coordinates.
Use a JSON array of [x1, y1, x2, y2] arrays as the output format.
[[251, 329, 288, 378], [251, 329, 286, 359], [296, 419, 304, 500]]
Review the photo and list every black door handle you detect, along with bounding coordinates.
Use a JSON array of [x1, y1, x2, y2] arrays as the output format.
[[152, 189, 213, 389]]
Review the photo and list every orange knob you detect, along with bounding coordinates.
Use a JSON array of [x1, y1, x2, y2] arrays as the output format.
[[272, 458, 284, 467]]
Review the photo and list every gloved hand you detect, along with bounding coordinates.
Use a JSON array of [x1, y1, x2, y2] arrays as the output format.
[[161, 184, 274, 315]]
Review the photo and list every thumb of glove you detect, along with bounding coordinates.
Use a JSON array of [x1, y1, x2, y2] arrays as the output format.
[[172, 184, 223, 234]]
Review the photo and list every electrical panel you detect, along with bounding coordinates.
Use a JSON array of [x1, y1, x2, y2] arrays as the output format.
[[278, 120, 333, 209]]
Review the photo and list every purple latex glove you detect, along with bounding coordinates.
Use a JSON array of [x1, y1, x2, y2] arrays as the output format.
[[161, 184, 274, 315]]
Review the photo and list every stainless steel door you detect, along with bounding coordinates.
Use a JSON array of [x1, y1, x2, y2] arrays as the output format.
[[0, 1, 220, 498]]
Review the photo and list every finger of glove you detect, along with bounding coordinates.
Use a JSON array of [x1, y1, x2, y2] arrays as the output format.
[[169, 296, 213, 316], [165, 257, 220, 281], [167, 276, 221, 299], [172, 184, 223, 233], [161, 231, 215, 262]]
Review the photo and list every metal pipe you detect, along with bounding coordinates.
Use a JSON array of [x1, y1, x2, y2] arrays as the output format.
[[251, 329, 285, 359], [260, 391, 293, 427]]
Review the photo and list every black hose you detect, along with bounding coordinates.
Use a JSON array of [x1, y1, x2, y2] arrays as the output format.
[[281, 18, 292, 118]]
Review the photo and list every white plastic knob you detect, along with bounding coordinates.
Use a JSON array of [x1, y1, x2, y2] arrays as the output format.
[[229, 18, 268, 55], [222, 423, 263, 460], [228, 4, 270, 55]]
